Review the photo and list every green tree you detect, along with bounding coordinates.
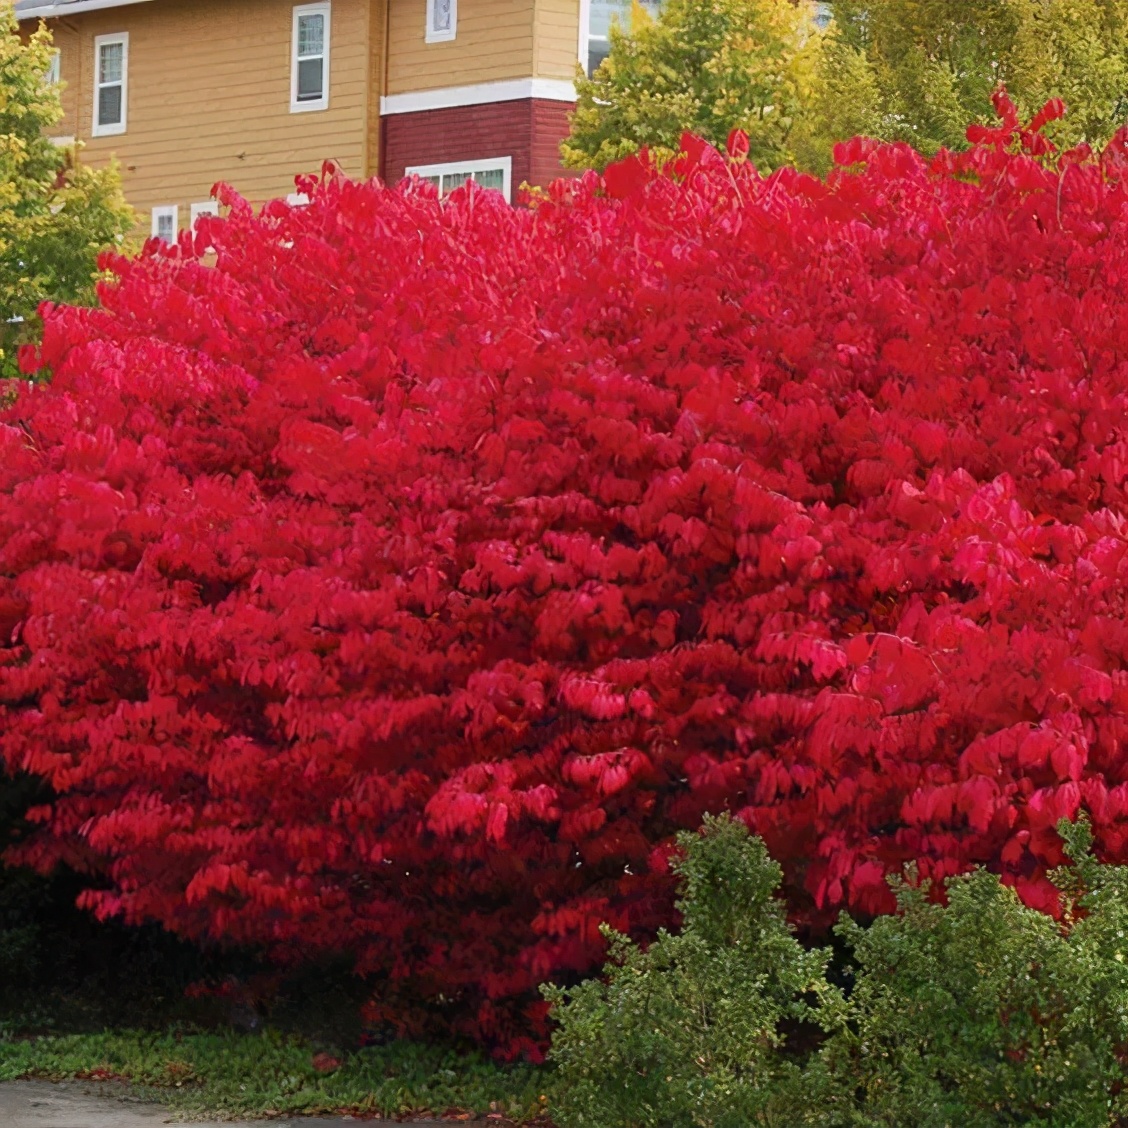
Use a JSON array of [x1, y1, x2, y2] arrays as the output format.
[[0, 2, 133, 377], [564, 0, 1128, 177], [790, 21, 882, 173], [824, 0, 1128, 156], [562, 0, 836, 173]]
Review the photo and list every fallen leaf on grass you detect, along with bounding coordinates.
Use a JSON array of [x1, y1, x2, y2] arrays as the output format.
[[311, 1052, 342, 1073]]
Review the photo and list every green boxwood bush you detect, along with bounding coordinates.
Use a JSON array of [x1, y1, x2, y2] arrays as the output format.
[[543, 814, 843, 1127], [545, 815, 1128, 1128]]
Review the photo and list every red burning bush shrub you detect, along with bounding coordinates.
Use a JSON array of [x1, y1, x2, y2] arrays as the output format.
[[4, 93, 1128, 1052]]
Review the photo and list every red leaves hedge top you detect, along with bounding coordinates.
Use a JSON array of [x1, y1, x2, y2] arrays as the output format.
[[5, 98, 1128, 1053]]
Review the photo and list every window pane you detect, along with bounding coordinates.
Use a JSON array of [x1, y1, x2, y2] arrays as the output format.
[[587, 39, 611, 75], [440, 171, 474, 194], [421, 175, 441, 189], [99, 42, 123, 83], [156, 214, 175, 242], [298, 13, 324, 57], [473, 168, 504, 192], [98, 84, 123, 126], [589, 0, 622, 39], [297, 57, 324, 100], [589, 0, 660, 38], [431, 0, 452, 33]]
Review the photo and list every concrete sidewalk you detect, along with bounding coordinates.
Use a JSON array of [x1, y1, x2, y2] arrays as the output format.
[[0, 1079, 461, 1126]]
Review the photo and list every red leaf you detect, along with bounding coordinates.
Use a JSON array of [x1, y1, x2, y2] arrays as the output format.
[[603, 152, 649, 198]]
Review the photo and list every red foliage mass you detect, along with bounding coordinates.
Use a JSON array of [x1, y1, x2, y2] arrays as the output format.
[[5, 96, 1128, 1052]]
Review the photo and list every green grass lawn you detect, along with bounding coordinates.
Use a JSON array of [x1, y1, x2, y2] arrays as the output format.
[[0, 1029, 555, 1122], [0, 862, 557, 1121]]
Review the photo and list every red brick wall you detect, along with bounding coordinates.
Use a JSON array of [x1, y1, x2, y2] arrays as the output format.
[[381, 98, 575, 196], [531, 100, 579, 189]]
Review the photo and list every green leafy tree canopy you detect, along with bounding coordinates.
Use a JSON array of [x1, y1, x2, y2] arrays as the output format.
[[565, 0, 1128, 174], [0, 1, 132, 377], [562, 0, 837, 173], [832, 0, 1128, 156]]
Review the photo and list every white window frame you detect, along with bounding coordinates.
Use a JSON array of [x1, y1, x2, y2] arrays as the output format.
[[286, 191, 310, 206], [44, 48, 60, 86], [190, 200, 219, 227], [405, 156, 513, 203], [290, 2, 330, 113], [577, 0, 591, 69], [425, 0, 457, 43], [151, 205, 178, 243], [190, 201, 219, 251], [92, 32, 128, 137]]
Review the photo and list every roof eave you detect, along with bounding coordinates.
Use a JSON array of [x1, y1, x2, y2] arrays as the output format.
[[17, 0, 156, 20]]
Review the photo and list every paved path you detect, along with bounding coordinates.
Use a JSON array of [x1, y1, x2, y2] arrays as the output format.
[[0, 1079, 461, 1126]]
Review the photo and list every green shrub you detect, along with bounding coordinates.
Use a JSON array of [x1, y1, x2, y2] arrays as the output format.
[[825, 857, 1128, 1123], [543, 813, 844, 1128], [545, 815, 1128, 1128]]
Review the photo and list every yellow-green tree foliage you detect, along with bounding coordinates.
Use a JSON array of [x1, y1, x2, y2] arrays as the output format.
[[833, 0, 1128, 156], [0, 3, 133, 377], [564, 0, 1128, 174], [562, 0, 842, 173]]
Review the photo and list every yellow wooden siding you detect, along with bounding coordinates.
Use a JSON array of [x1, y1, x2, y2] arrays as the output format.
[[385, 0, 536, 94], [366, 0, 387, 172], [32, 0, 371, 227], [48, 22, 82, 129], [533, 0, 581, 81]]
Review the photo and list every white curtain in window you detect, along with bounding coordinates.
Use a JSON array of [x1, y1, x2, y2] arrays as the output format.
[[432, 0, 452, 33], [99, 41, 123, 83], [298, 12, 324, 54]]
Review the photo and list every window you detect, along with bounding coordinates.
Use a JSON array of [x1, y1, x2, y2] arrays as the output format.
[[291, 3, 330, 112], [190, 200, 219, 227], [405, 157, 512, 204], [93, 33, 127, 136], [44, 49, 60, 86], [151, 205, 178, 243], [286, 192, 310, 206], [425, 0, 457, 43], [190, 201, 219, 251], [583, 0, 660, 76]]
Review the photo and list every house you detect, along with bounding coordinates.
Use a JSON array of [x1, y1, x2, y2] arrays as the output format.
[[15, 0, 646, 239]]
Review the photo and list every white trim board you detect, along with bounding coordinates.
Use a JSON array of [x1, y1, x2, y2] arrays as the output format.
[[380, 78, 576, 116], [578, 0, 592, 70], [17, 0, 154, 19]]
